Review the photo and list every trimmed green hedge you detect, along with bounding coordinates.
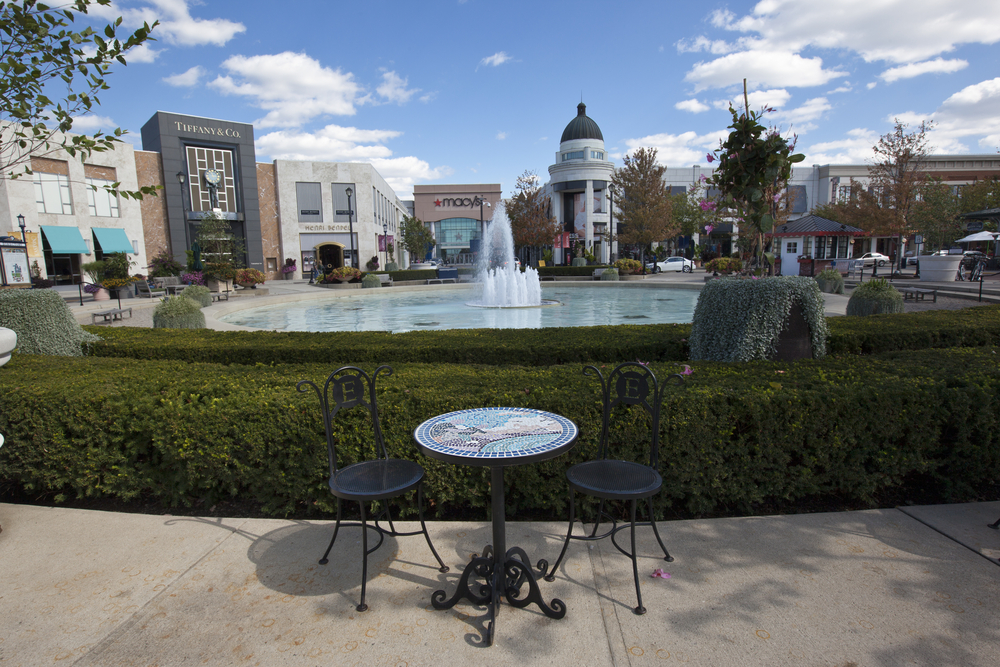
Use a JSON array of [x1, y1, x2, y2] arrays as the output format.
[[538, 265, 610, 276], [1, 349, 998, 517]]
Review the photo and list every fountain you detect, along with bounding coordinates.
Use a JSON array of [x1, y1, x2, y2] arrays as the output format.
[[470, 202, 543, 308]]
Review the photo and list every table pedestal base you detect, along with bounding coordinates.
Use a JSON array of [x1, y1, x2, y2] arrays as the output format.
[[431, 544, 566, 646]]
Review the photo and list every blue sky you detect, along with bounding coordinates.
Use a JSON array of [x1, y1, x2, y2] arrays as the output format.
[[76, 0, 1000, 197]]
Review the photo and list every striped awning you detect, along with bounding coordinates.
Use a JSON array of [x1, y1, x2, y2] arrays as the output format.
[[39, 226, 89, 254], [92, 227, 135, 254]]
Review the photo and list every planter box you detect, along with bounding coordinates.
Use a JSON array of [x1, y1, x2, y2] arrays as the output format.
[[917, 255, 962, 282], [206, 278, 233, 293]]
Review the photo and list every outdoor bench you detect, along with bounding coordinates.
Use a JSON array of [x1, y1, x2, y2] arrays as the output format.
[[91, 307, 132, 324], [900, 287, 937, 303]]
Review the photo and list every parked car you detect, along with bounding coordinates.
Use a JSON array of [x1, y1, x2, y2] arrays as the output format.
[[645, 256, 695, 273], [858, 252, 889, 267]]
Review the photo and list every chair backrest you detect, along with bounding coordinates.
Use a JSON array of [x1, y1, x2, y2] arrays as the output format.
[[135, 281, 152, 295], [583, 362, 684, 468], [296, 365, 392, 477]]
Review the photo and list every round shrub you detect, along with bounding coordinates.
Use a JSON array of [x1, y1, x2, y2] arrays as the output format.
[[846, 279, 904, 317], [705, 256, 743, 274], [689, 276, 828, 361], [0, 289, 99, 356], [815, 268, 845, 295], [571, 257, 588, 267], [153, 296, 206, 329], [180, 285, 212, 308], [613, 258, 642, 274], [600, 268, 619, 281], [362, 274, 381, 289]]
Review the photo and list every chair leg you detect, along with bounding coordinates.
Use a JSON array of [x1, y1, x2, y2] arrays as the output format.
[[417, 483, 449, 573], [545, 488, 576, 582], [630, 499, 646, 615], [357, 501, 369, 612], [647, 497, 674, 562], [590, 499, 606, 538], [319, 498, 342, 565], [989, 516, 1000, 530]]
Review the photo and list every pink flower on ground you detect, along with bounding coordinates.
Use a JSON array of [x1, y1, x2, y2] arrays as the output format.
[[680, 365, 693, 375], [636, 359, 649, 367], [651, 569, 671, 579]]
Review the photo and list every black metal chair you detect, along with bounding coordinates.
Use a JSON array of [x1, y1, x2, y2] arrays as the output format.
[[546, 362, 684, 615], [297, 365, 448, 612]]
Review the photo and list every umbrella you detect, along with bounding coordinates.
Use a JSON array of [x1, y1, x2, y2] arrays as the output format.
[[191, 240, 204, 271], [954, 231, 998, 243]]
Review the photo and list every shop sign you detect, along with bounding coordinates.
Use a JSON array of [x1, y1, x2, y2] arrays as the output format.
[[434, 197, 488, 208], [174, 121, 241, 138], [302, 223, 351, 232]]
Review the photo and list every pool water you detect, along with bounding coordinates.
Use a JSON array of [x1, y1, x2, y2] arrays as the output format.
[[220, 284, 698, 333]]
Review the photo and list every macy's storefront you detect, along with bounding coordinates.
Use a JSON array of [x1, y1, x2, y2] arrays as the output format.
[[412, 184, 502, 263]]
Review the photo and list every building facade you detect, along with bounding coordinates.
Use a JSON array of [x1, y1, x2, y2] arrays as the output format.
[[412, 183, 502, 264]]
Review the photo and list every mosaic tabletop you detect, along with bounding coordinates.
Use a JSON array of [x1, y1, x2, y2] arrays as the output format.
[[413, 407, 578, 466]]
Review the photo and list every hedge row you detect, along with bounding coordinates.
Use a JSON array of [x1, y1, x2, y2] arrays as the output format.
[[2, 348, 997, 518], [81, 305, 1000, 367], [537, 265, 611, 276]]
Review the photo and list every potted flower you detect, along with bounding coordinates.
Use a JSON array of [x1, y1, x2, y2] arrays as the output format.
[[282, 258, 297, 279], [325, 266, 363, 283], [235, 267, 266, 288], [82, 260, 109, 300]]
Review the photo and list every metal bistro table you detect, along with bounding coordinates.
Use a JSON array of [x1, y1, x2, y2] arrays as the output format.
[[413, 407, 578, 646]]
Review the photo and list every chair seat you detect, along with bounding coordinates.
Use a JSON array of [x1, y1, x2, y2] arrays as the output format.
[[330, 458, 425, 501], [566, 459, 662, 500]]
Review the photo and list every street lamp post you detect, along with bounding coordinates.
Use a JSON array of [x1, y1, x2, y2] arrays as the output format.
[[383, 222, 388, 270], [346, 187, 356, 269], [607, 186, 615, 264]]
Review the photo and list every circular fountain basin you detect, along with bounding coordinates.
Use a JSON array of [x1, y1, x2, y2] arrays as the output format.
[[217, 283, 699, 333]]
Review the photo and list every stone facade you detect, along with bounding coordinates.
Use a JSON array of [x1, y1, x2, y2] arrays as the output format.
[[135, 150, 169, 259], [256, 163, 282, 280]]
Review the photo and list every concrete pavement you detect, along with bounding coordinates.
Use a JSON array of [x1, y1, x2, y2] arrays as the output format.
[[1, 501, 998, 666]]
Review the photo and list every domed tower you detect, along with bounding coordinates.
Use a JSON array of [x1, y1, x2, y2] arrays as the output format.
[[547, 102, 614, 264]]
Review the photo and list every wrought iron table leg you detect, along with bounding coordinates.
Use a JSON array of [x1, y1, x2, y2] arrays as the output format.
[[989, 516, 1000, 530]]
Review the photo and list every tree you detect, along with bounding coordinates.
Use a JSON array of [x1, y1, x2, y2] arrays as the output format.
[[866, 119, 933, 272], [959, 176, 1000, 216], [709, 84, 804, 272], [912, 178, 962, 251], [1, 0, 158, 199], [400, 214, 435, 266], [505, 170, 558, 267], [610, 147, 674, 271]]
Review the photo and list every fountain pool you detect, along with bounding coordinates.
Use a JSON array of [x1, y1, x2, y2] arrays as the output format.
[[218, 283, 699, 333]]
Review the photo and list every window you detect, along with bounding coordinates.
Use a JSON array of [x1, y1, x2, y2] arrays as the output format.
[[590, 151, 604, 160], [34, 172, 73, 214], [786, 241, 798, 254], [86, 178, 120, 217], [184, 146, 237, 213], [562, 151, 584, 161], [837, 185, 852, 203], [332, 183, 356, 222], [296, 182, 323, 222]]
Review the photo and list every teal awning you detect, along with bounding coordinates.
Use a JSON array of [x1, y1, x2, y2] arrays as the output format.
[[92, 227, 135, 254], [39, 225, 89, 254]]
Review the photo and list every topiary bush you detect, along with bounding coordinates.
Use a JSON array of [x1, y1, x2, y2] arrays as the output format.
[[571, 257, 588, 267], [153, 296, 206, 329], [815, 268, 845, 294], [847, 279, 904, 317], [0, 289, 99, 356], [689, 276, 828, 361], [361, 274, 381, 288], [600, 268, 619, 281], [180, 285, 211, 308]]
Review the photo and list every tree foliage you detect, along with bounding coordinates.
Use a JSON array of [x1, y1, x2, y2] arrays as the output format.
[[0, 0, 158, 199], [709, 85, 804, 271], [866, 119, 932, 241], [610, 147, 674, 267], [505, 170, 558, 265], [912, 178, 962, 251], [400, 214, 435, 264], [959, 176, 1000, 215]]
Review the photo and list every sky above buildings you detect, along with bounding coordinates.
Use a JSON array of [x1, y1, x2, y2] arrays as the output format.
[[77, 0, 1000, 197]]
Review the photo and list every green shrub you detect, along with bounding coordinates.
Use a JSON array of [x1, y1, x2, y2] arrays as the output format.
[[847, 279, 904, 317], [180, 285, 211, 308], [153, 296, 206, 329], [815, 268, 845, 294], [2, 348, 998, 517], [571, 257, 588, 267], [600, 268, 619, 281], [705, 256, 743, 273], [537, 265, 610, 277], [0, 289, 99, 356], [362, 274, 381, 289], [385, 262, 398, 272], [614, 258, 642, 274], [689, 276, 828, 361], [386, 269, 437, 281]]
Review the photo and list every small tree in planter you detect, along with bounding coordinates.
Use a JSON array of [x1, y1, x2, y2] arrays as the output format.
[[385, 242, 398, 272], [815, 268, 845, 294]]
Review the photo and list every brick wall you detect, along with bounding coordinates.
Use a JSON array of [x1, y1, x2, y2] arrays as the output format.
[[134, 151, 169, 260], [257, 162, 282, 280]]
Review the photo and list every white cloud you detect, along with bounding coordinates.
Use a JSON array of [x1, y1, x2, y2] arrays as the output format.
[[376, 71, 419, 104], [827, 85, 852, 94], [419, 91, 437, 103], [496, 132, 507, 140], [92, 0, 245, 47], [675, 99, 710, 113], [254, 124, 448, 197], [479, 52, 511, 68], [704, 0, 1000, 65], [685, 50, 846, 91], [920, 78, 1000, 152], [676, 36, 737, 55], [617, 130, 730, 167], [867, 82, 878, 90], [124, 43, 159, 63], [210, 52, 363, 128], [70, 115, 116, 131], [712, 88, 792, 111], [803, 128, 881, 164], [774, 97, 831, 125], [163, 65, 204, 87], [879, 58, 968, 83]]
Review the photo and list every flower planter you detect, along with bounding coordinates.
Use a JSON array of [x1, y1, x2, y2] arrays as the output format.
[[236, 282, 258, 289], [917, 255, 962, 282], [92, 288, 110, 301], [0, 326, 16, 368], [206, 278, 233, 293]]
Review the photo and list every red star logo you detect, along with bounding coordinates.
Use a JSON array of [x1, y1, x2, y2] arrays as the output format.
[[434, 199, 442, 207]]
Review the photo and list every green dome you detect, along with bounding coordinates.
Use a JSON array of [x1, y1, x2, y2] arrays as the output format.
[[560, 102, 604, 143]]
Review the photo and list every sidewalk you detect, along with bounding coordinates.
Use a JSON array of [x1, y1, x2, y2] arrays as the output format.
[[1, 501, 998, 665]]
